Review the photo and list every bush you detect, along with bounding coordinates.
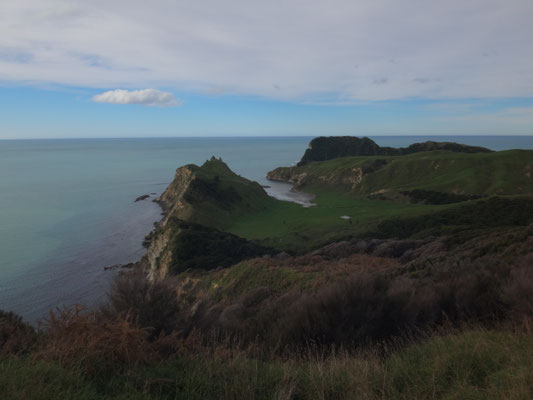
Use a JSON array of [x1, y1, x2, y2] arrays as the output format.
[[35, 305, 153, 375], [275, 274, 414, 346], [0, 310, 35, 355], [400, 189, 481, 205], [182, 256, 519, 349], [502, 254, 533, 318], [103, 272, 180, 339], [369, 197, 533, 239]]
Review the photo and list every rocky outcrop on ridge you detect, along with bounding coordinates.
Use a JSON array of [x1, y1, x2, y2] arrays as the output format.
[[297, 136, 491, 166]]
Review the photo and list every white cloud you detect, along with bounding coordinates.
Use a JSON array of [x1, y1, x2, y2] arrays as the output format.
[[92, 89, 181, 106], [1, 0, 533, 102]]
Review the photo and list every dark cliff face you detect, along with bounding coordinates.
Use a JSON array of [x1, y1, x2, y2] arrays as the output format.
[[161, 218, 269, 275], [297, 136, 492, 166], [297, 137, 387, 166]]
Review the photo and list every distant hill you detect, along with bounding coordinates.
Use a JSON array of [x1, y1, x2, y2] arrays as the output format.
[[297, 136, 492, 166], [271, 149, 532, 199]]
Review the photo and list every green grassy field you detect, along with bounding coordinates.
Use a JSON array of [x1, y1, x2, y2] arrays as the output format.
[[227, 186, 453, 252], [355, 150, 533, 195]]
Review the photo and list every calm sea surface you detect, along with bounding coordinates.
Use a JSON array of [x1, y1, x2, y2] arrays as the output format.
[[1, 136, 532, 321]]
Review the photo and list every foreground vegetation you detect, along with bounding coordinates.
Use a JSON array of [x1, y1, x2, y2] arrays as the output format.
[[2, 320, 533, 400], [2, 221, 532, 398]]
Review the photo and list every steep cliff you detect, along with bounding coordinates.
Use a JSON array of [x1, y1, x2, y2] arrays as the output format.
[[154, 156, 273, 227], [141, 157, 273, 279], [268, 158, 388, 191]]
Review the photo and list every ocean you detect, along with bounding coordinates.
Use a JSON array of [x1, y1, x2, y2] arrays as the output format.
[[1, 136, 532, 322]]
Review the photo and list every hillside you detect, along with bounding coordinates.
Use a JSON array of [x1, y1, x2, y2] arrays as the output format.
[[297, 136, 491, 166], [140, 157, 275, 278], [154, 156, 275, 229], [269, 149, 533, 199]]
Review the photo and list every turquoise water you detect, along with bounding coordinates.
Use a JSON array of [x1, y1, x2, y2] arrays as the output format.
[[1, 136, 532, 321]]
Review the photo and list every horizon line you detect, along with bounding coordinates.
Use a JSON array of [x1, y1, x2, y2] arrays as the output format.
[[2, 133, 533, 141]]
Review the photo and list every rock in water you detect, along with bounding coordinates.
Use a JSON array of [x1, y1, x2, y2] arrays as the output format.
[[135, 194, 150, 202]]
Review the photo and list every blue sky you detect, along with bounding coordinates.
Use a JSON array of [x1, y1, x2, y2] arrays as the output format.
[[1, 0, 533, 139], [2, 86, 533, 139]]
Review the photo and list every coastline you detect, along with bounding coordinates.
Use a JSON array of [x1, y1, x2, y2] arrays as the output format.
[[2, 197, 164, 324], [264, 180, 316, 207], [107, 173, 316, 276]]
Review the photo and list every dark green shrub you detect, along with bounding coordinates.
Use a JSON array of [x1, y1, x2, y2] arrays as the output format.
[[167, 219, 270, 273]]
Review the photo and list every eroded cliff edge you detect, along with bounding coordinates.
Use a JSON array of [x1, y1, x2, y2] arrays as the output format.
[[140, 157, 272, 280]]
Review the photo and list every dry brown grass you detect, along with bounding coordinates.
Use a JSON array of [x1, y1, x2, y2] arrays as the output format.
[[34, 305, 154, 374]]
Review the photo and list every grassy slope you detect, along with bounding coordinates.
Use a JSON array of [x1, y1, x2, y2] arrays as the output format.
[[225, 150, 532, 252], [176, 158, 278, 230], [277, 149, 533, 196], [227, 187, 452, 252], [3, 329, 533, 400], [356, 150, 533, 195]]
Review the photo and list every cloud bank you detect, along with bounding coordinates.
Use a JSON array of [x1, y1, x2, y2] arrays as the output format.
[[92, 89, 181, 106], [1, 0, 533, 102]]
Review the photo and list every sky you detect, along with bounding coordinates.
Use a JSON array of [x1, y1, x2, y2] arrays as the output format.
[[1, 0, 533, 138]]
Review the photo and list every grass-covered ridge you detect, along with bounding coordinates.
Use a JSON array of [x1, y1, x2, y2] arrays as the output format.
[[269, 149, 533, 197], [141, 157, 281, 276], [157, 157, 278, 230]]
